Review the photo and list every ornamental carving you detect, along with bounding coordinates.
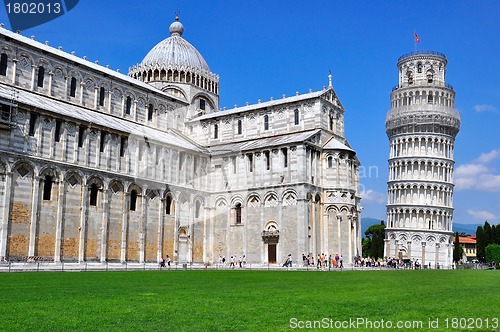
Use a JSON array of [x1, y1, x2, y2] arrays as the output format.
[[19, 57, 30, 68], [54, 68, 64, 78]]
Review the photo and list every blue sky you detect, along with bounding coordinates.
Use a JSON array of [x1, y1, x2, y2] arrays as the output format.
[[1, 1, 499, 225]]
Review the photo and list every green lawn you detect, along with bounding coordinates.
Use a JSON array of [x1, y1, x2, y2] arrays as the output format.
[[0, 269, 498, 331]]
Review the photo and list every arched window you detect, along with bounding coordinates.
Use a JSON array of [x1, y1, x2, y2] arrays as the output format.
[[99, 87, 105, 106], [214, 124, 218, 139], [237, 119, 242, 135], [407, 71, 413, 85], [125, 96, 132, 115], [264, 114, 269, 130], [43, 175, 53, 201], [294, 109, 300, 125], [37, 66, 45, 88], [89, 183, 98, 206], [165, 195, 174, 215], [427, 72, 433, 83], [327, 156, 333, 169], [70, 77, 77, 97], [329, 116, 334, 130], [417, 63, 423, 73], [0, 53, 7, 76], [148, 103, 154, 121], [235, 203, 242, 224], [130, 190, 138, 211]]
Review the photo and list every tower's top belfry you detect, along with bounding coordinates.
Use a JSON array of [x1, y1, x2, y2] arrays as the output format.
[[386, 51, 460, 138]]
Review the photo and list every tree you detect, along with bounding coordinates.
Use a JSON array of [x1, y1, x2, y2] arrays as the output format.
[[476, 226, 485, 262], [363, 220, 385, 259], [484, 221, 492, 246], [453, 232, 463, 262], [485, 244, 500, 264]]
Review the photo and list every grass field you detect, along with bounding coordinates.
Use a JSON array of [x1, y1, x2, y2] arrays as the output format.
[[0, 269, 498, 331]]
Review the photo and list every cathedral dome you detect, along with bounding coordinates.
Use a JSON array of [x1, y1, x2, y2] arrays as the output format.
[[129, 16, 218, 95], [140, 17, 210, 72]]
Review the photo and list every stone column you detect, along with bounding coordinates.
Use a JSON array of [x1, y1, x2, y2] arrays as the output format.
[[421, 241, 426, 266], [11, 59, 17, 84], [93, 87, 98, 109], [394, 239, 399, 258], [407, 241, 412, 259], [139, 192, 147, 263], [0, 172, 13, 259], [120, 192, 129, 263], [79, 82, 84, 105], [54, 178, 66, 262], [157, 197, 164, 263], [78, 184, 88, 263], [28, 176, 41, 256], [384, 239, 390, 259], [48, 72, 53, 96], [100, 189, 110, 263], [337, 215, 342, 255], [435, 243, 440, 268], [30, 65, 36, 90]]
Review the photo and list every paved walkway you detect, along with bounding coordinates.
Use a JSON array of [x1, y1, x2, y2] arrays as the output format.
[[0, 261, 461, 273]]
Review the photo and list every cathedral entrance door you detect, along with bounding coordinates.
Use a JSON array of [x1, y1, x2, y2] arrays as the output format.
[[268, 244, 276, 264]]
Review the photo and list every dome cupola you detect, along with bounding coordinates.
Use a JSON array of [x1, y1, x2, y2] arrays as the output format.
[[129, 16, 218, 96]]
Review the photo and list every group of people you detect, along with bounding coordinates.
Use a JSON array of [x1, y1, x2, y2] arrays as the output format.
[[218, 255, 247, 268], [299, 253, 344, 269], [158, 255, 171, 268]]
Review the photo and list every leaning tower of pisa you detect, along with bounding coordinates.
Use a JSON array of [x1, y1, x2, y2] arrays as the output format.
[[384, 51, 460, 268]]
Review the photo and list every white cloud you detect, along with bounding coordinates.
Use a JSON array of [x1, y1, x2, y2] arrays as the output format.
[[360, 189, 386, 204], [473, 104, 498, 113], [474, 148, 500, 164], [466, 209, 496, 221], [455, 149, 500, 192], [455, 163, 489, 177]]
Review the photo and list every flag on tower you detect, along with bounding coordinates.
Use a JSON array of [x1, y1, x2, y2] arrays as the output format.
[[414, 32, 421, 43]]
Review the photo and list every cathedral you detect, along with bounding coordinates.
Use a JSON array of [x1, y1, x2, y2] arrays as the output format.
[[0, 17, 362, 265]]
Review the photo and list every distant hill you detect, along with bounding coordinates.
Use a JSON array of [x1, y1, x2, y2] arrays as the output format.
[[361, 218, 481, 237], [452, 223, 481, 236]]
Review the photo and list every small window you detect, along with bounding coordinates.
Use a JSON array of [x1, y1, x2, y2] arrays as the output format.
[[417, 63, 423, 73], [148, 104, 154, 121], [78, 126, 86, 147], [37, 66, 45, 88], [329, 116, 334, 130], [120, 136, 127, 157], [43, 175, 53, 201], [294, 109, 300, 125], [427, 73, 433, 83], [99, 87, 105, 106], [166, 195, 173, 215], [130, 190, 138, 211], [89, 183, 98, 206], [70, 77, 77, 97], [428, 94, 433, 104], [264, 114, 269, 130], [54, 120, 62, 142], [328, 156, 333, 168], [237, 119, 242, 135], [247, 154, 253, 172], [281, 148, 288, 168], [28, 113, 37, 136], [0, 53, 7, 76], [235, 203, 242, 224], [199, 99, 206, 110], [100, 131, 107, 153], [214, 124, 218, 139], [264, 151, 270, 170], [125, 96, 132, 115]]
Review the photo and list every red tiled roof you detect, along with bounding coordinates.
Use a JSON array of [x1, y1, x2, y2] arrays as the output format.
[[453, 236, 476, 244]]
